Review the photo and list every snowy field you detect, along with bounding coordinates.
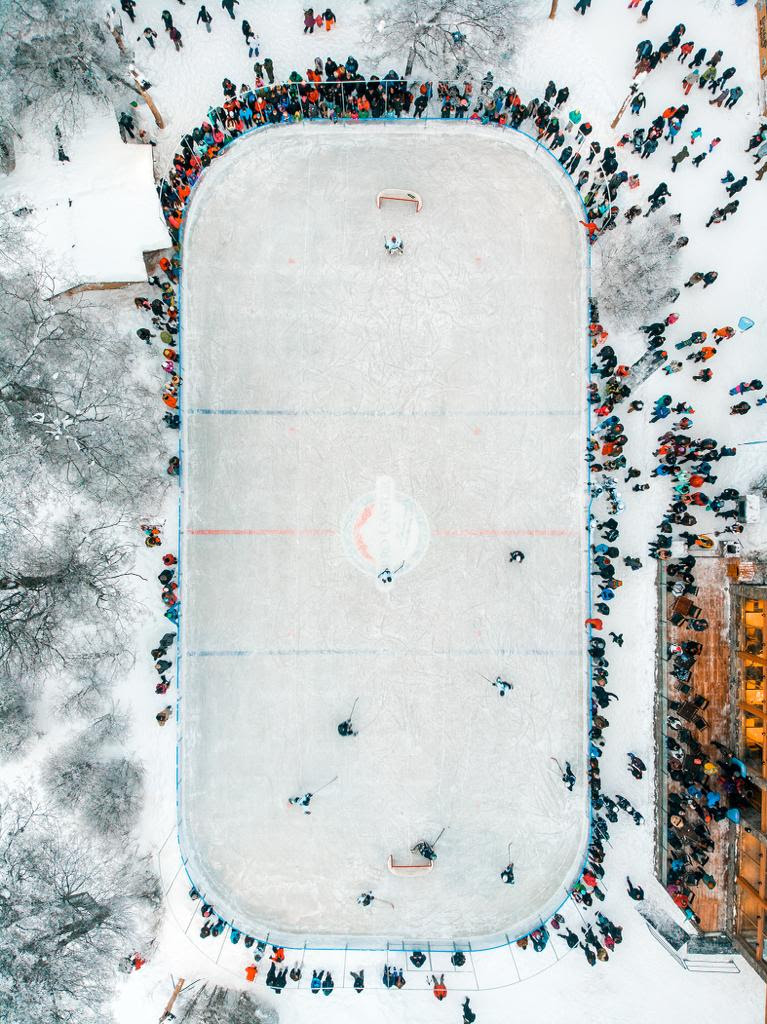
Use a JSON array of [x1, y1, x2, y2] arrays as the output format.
[[179, 122, 589, 944]]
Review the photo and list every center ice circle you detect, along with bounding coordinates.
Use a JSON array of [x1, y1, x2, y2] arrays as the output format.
[[341, 475, 430, 583]]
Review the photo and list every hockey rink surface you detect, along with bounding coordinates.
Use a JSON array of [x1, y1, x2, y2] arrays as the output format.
[[179, 121, 589, 947]]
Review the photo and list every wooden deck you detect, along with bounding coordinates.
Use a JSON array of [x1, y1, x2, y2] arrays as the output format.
[[662, 555, 733, 933]]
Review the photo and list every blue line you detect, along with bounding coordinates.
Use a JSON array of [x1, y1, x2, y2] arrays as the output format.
[[189, 408, 580, 418], [172, 114, 596, 956], [188, 647, 581, 658]]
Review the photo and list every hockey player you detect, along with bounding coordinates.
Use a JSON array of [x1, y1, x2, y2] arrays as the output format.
[[338, 697, 358, 736], [492, 676, 513, 696], [509, 549, 525, 562], [384, 234, 404, 255], [500, 862, 515, 885], [289, 792, 314, 813], [357, 890, 394, 909], [412, 840, 438, 861], [562, 761, 576, 791], [289, 776, 337, 813]]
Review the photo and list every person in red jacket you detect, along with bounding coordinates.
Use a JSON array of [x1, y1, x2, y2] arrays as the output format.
[[430, 974, 447, 1000]]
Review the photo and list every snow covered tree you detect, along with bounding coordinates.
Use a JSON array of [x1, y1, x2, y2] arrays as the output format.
[[174, 984, 279, 1024], [366, 0, 525, 77], [593, 217, 680, 326], [0, 260, 163, 677], [0, 265, 163, 507], [0, 788, 160, 1024], [0, 676, 35, 758], [0, 0, 133, 166], [43, 715, 144, 836], [0, 509, 139, 672]]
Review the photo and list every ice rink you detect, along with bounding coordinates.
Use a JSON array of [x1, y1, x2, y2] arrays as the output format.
[[179, 121, 590, 946]]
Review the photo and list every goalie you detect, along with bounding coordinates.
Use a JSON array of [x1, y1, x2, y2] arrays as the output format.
[[384, 234, 404, 256]]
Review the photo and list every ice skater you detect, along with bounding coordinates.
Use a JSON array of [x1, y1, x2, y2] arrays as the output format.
[[357, 890, 394, 908], [378, 561, 404, 583], [509, 549, 525, 563], [384, 234, 404, 255], [500, 862, 515, 885], [412, 828, 444, 862], [289, 776, 338, 814], [553, 758, 576, 791], [491, 676, 513, 696], [337, 697, 358, 736]]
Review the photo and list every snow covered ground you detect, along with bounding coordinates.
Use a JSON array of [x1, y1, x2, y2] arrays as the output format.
[[179, 121, 589, 944], [0, 108, 169, 293]]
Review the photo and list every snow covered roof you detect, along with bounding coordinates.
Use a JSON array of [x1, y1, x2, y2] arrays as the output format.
[[0, 106, 170, 294]]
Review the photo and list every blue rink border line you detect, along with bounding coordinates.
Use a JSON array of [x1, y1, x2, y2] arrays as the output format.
[[172, 116, 596, 956]]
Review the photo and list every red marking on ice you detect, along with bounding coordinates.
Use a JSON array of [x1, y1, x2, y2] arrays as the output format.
[[187, 529, 337, 537], [353, 504, 374, 562], [472, 426, 481, 435], [287, 257, 298, 264]]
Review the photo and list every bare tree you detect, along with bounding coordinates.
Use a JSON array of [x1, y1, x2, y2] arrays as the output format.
[[0, 0, 135, 165], [366, 0, 525, 76], [175, 984, 278, 1024], [0, 676, 35, 757], [593, 217, 680, 326], [0, 508, 143, 672], [0, 788, 160, 1024], [0, 265, 164, 508], [43, 720, 144, 836]]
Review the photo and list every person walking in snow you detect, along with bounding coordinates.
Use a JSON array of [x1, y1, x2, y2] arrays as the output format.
[[121, 0, 136, 21], [627, 877, 645, 900], [462, 997, 477, 1023], [222, 0, 238, 16], [156, 705, 173, 726], [197, 5, 213, 29], [242, 18, 255, 45], [671, 146, 689, 172], [726, 175, 748, 197], [574, 0, 592, 14], [140, 25, 158, 47], [430, 974, 448, 1000]]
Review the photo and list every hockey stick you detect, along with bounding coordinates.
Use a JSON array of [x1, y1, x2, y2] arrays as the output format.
[[478, 673, 514, 690], [431, 827, 447, 848], [313, 776, 339, 796], [374, 897, 395, 910], [551, 756, 564, 774]]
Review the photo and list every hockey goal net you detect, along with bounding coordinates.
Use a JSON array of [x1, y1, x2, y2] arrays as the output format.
[[387, 854, 433, 876], [376, 189, 423, 213]]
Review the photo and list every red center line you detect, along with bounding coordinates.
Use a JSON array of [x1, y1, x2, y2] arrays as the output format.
[[187, 528, 337, 536]]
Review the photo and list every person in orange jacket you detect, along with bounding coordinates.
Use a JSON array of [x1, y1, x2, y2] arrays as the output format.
[[430, 974, 447, 1000], [687, 346, 716, 363], [245, 963, 258, 982]]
